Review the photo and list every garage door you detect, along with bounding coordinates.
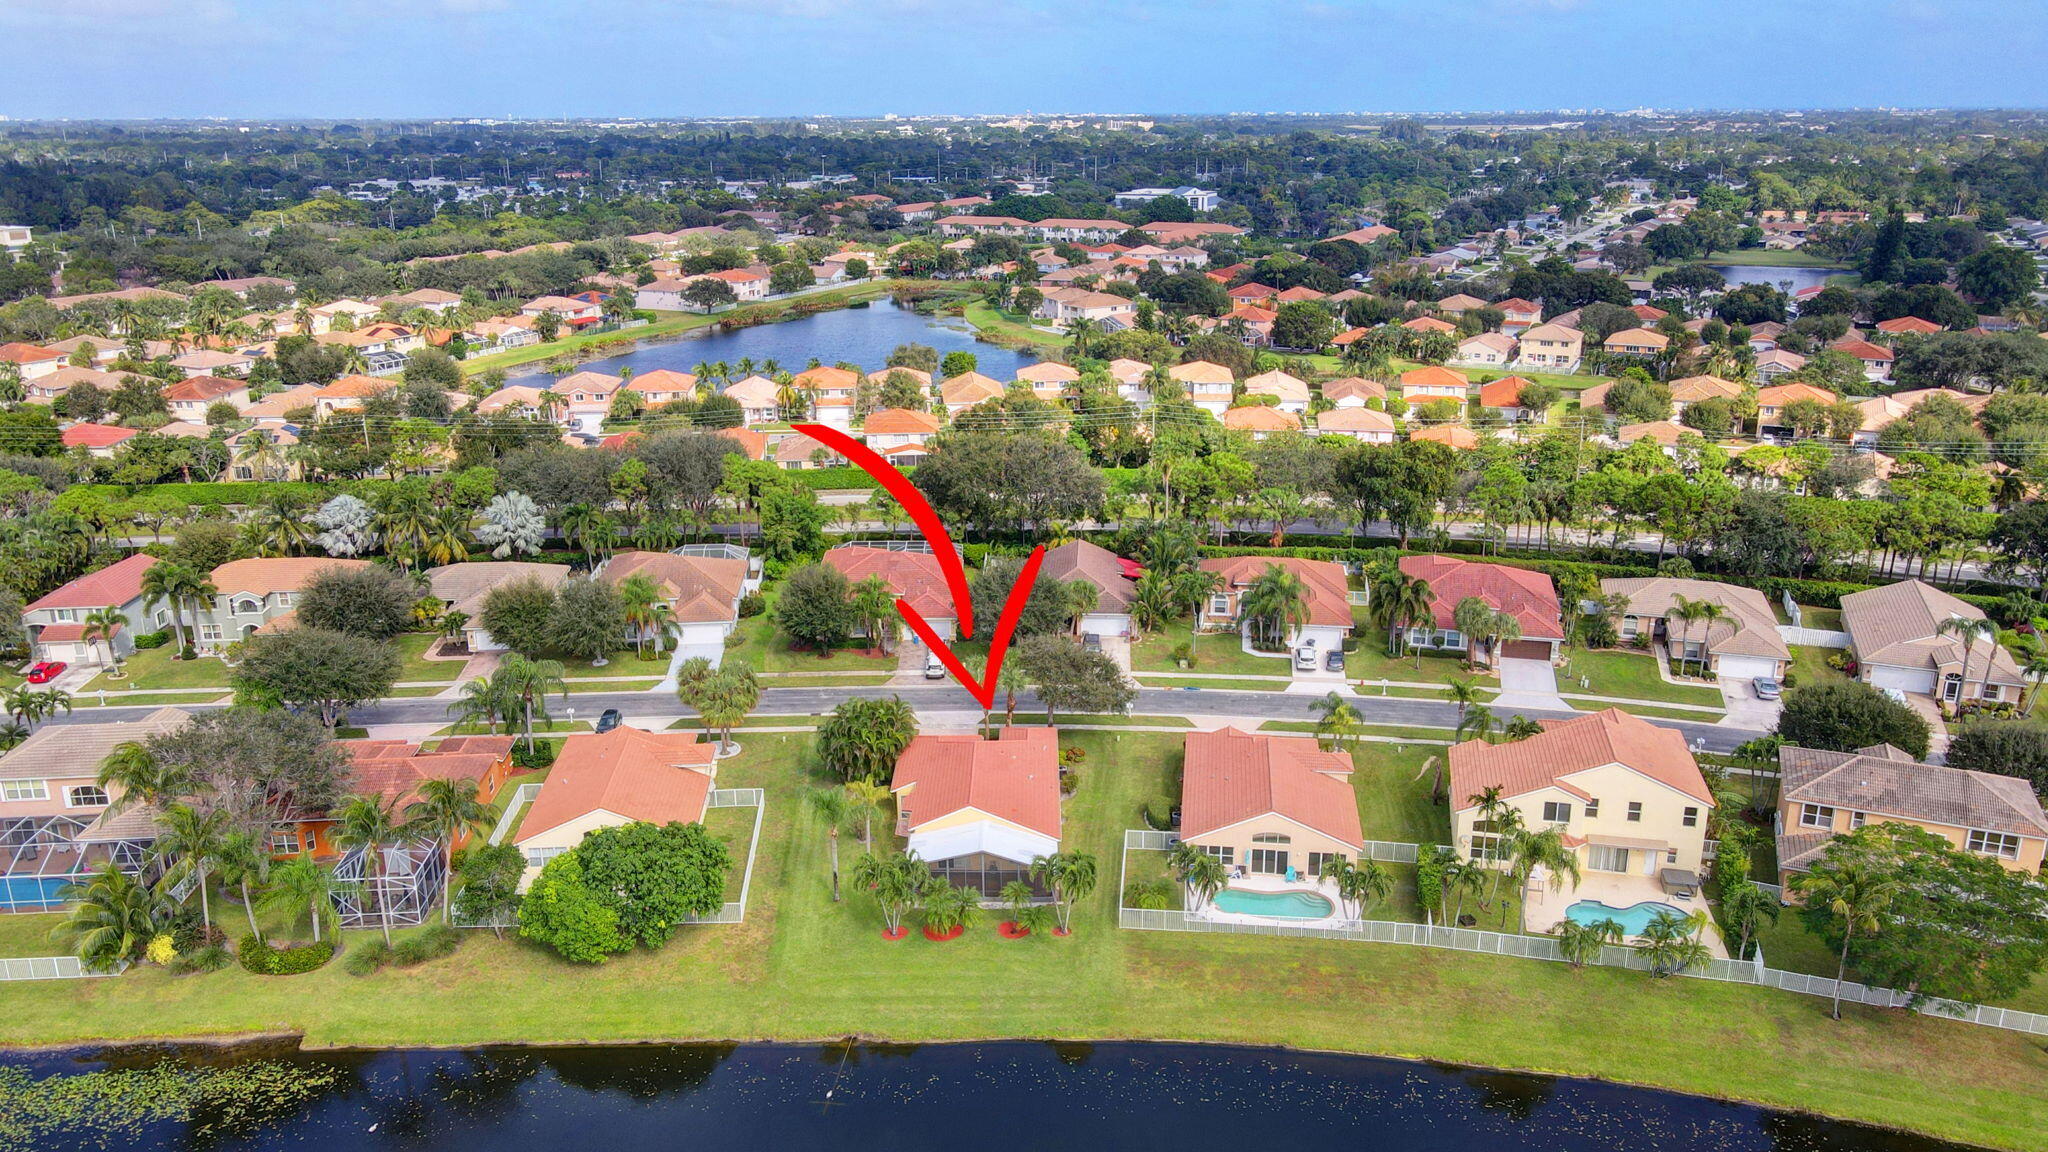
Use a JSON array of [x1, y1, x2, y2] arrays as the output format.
[[1868, 664, 1934, 695], [1716, 655, 1779, 681], [1501, 639, 1552, 661], [1079, 613, 1128, 639]]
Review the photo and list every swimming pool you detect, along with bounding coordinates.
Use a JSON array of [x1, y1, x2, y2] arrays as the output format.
[[1564, 899, 1687, 936], [0, 874, 72, 910], [1211, 888, 1335, 919]]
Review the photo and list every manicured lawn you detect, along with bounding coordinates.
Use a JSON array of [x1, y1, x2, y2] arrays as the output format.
[[1135, 676, 1286, 692], [0, 912, 64, 957], [1129, 621, 1293, 678], [1348, 743, 1450, 844], [725, 589, 898, 674], [1794, 605, 1843, 632], [1560, 648, 1726, 707], [8, 731, 2048, 1150], [1260, 720, 1455, 745], [394, 632, 467, 682], [1789, 645, 1852, 690], [1340, 642, 1472, 687], [961, 301, 1069, 350], [84, 646, 231, 692], [77, 690, 234, 708]]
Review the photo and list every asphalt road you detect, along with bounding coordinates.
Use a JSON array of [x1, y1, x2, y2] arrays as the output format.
[[47, 683, 1767, 753]]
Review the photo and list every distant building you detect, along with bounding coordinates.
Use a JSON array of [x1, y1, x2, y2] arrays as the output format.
[[1112, 186, 1220, 212]]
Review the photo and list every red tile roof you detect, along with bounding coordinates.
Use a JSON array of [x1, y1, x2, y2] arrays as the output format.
[[1198, 555, 1351, 628], [1449, 707, 1713, 808], [1180, 727, 1363, 849], [62, 423, 139, 448], [824, 545, 954, 621], [338, 736, 514, 809], [25, 553, 160, 612], [515, 727, 716, 844], [1398, 554, 1563, 640], [891, 726, 1061, 840]]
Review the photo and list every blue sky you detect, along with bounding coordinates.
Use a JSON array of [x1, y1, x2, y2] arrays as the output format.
[[10, 0, 2048, 119]]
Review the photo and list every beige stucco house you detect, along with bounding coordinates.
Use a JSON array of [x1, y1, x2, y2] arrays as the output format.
[[1178, 727, 1364, 879]]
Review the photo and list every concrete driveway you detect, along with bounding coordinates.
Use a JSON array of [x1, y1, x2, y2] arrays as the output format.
[[1716, 676, 1781, 728], [1492, 658, 1575, 713]]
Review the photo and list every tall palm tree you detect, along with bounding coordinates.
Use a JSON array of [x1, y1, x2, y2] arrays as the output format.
[[1936, 615, 1999, 708], [808, 788, 852, 902], [1454, 704, 1499, 745], [217, 830, 270, 942], [259, 855, 346, 944], [82, 607, 129, 674], [1442, 676, 1486, 722], [1555, 916, 1623, 968], [405, 778, 493, 922], [1029, 851, 1098, 935], [617, 573, 666, 658], [151, 803, 231, 933], [2023, 647, 2048, 717], [96, 741, 189, 817], [140, 561, 215, 657], [1166, 842, 1228, 912], [1329, 856, 1394, 921], [1236, 564, 1310, 651], [333, 793, 407, 945], [1309, 691, 1361, 749], [1795, 860, 1899, 1020], [497, 655, 567, 752], [1506, 825, 1581, 932], [843, 779, 891, 849], [1719, 878, 1780, 962], [447, 673, 513, 735]]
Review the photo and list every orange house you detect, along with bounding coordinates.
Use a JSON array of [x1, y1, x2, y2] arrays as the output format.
[[280, 736, 518, 858]]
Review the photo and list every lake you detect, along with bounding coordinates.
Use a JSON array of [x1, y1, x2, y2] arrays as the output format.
[[1709, 264, 1843, 293], [7, 1040, 1972, 1152], [510, 299, 1044, 382]]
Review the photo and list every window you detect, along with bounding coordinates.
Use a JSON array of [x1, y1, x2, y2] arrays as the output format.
[[65, 785, 108, 808], [1626, 801, 1643, 823], [525, 846, 568, 868], [1588, 845, 1631, 873], [276, 593, 294, 607], [1467, 834, 1505, 862], [232, 598, 261, 615], [1666, 849, 1680, 864], [271, 827, 301, 855], [1799, 804, 1835, 829], [1306, 852, 1344, 878], [1198, 845, 1234, 865], [1247, 848, 1289, 875], [1251, 832, 1291, 845], [1209, 595, 1230, 616], [2, 779, 49, 802], [52, 608, 75, 623], [1967, 829, 2021, 861], [1849, 811, 1867, 829], [199, 625, 223, 643], [154, 610, 167, 626], [1681, 807, 1699, 827], [1542, 802, 1572, 824], [1584, 799, 1600, 819]]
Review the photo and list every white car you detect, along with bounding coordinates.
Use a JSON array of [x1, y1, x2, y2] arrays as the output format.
[[924, 653, 946, 680], [1293, 647, 1319, 672]]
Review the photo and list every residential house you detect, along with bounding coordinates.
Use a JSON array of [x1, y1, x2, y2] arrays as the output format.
[[1035, 288, 1136, 328], [626, 369, 699, 408], [1839, 579, 2026, 705], [1314, 407, 1397, 443], [1449, 709, 1715, 910], [1667, 374, 1743, 416], [1169, 360, 1236, 415], [1329, 224, 1398, 245], [1831, 338, 1895, 382], [307, 298, 380, 333], [1040, 540, 1138, 639], [1398, 365, 1469, 406], [1320, 376, 1387, 408], [1196, 555, 1352, 660], [597, 549, 750, 666], [383, 288, 462, 315], [1515, 323, 1583, 371], [162, 375, 252, 421], [0, 343, 61, 381], [513, 727, 719, 877], [1222, 405, 1301, 440], [62, 422, 140, 457], [1603, 328, 1669, 358], [1434, 293, 1488, 314], [891, 727, 1063, 899], [862, 407, 942, 466], [21, 553, 160, 669], [1774, 744, 2048, 886], [1106, 358, 1154, 404], [1455, 332, 1516, 367], [1600, 577, 1791, 681], [1754, 382, 1837, 435], [1014, 360, 1080, 403], [1754, 349, 1807, 382], [285, 736, 518, 859], [1239, 369, 1310, 414], [1616, 420, 1692, 450], [312, 374, 396, 417], [424, 562, 572, 654], [1477, 375, 1540, 421], [1178, 727, 1364, 880], [0, 708, 193, 901], [939, 370, 1005, 415], [170, 349, 257, 378], [792, 365, 859, 429], [196, 558, 373, 651], [823, 544, 957, 646], [1874, 316, 1942, 336], [520, 295, 604, 327], [769, 432, 845, 470], [1396, 554, 1564, 663], [1409, 424, 1480, 450], [721, 375, 782, 425], [1402, 315, 1457, 335], [1495, 298, 1543, 332]]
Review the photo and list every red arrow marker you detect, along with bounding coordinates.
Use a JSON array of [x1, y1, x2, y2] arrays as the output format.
[[793, 422, 1043, 710]]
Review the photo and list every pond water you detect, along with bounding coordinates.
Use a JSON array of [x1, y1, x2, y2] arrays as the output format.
[[510, 299, 1044, 382], [1708, 264, 1843, 293], [7, 1040, 1973, 1152]]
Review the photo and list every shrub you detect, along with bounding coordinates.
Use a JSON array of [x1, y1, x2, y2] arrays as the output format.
[[737, 590, 767, 618], [171, 943, 233, 974], [390, 923, 462, 966], [1141, 802, 1175, 832], [237, 935, 336, 976], [131, 629, 171, 650], [342, 939, 390, 976], [512, 739, 560, 770]]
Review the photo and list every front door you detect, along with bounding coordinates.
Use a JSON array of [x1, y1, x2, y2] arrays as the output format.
[[1943, 673, 1963, 703]]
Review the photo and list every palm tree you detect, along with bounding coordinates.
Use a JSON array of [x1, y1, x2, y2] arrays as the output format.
[[1442, 856, 1487, 927], [1936, 615, 1999, 708], [81, 607, 129, 675], [53, 863, 170, 971], [2023, 647, 2048, 717], [1502, 715, 1543, 741], [843, 779, 891, 849], [1167, 842, 1228, 912], [1555, 916, 1623, 968], [809, 788, 852, 902], [333, 793, 407, 945], [1686, 600, 1732, 679], [1795, 860, 1899, 1019], [1309, 692, 1361, 750], [1030, 851, 1097, 935], [1634, 909, 1713, 978], [1442, 676, 1485, 722], [140, 561, 217, 658], [151, 803, 231, 933], [617, 573, 666, 658], [1719, 878, 1781, 962], [1330, 856, 1394, 921], [406, 777, 493, 922], [259, 855, 347, 944], [848, 575, 897, 653], [850, 850, 934, 936], [682, 660, 760, 755], [96, 741, 189, 816], [498, 655, 567, 752], [447, 673, 514, 735], [1129, 570, 1178, 634], [1236, 564, 1310, 651], [1454, 704, 1499, 744], [1506, 825, 1581, 932], [217, 830, 270, 942], [998, 660, 1031, 725]]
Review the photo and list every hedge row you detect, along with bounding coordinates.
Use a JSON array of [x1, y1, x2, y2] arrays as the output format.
[[237, 935, 336, 976]]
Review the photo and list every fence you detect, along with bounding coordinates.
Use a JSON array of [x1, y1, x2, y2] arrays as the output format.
[[1118, 829, 2048, 1039], [486, 783, 543, 847], [1778, 625, 1850, 649], [1122, 829, 1419, 864], [0, 956, 124, 981]]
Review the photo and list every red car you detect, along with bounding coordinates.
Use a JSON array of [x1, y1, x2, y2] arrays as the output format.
[[24, 661, 65, 684]]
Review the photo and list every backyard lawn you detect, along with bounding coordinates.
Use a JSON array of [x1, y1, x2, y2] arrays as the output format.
[[1788, 645, 1852, 689], [83, 646, 232, 692], [1347, 743, 1449, 844], [5, 730, 2048, 1150], [0, 912, 63, 957], [1559, 648, 1726, 707]]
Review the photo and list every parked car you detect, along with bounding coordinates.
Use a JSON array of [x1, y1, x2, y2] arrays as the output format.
[[1293, 647, 1318, 672], [595, 708, 623, 733], [924, 652, 946, 679], [1324, 649, 1345, 673], [24, 661, 65, 685], [1081, 633, 1102, 652], [1750, 677, 1781, 701]]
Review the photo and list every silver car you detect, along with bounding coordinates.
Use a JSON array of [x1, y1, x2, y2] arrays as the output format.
[[1751, 677, 1781, 701]]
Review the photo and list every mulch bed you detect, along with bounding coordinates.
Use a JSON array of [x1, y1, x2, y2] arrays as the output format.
[[997, 921, 1030, 939], [881, 926, 909, 941], [922, 925, 966, 942]]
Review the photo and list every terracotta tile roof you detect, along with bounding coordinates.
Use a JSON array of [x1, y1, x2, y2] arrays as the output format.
[[1874, 316, 1942, 335], [793, 365, 861, 392], [24, 553, 160, 613], [1315, 407, 1397, 434], [210, 557, 371, 597], [1604, 327, 1669, 351], [1321, 377, 1387, 404], [891, 727, 1062, 841], [1477, 375, 1535, 408], [1402, 316, 1457, 333], [721, 375, 780, 407], [62, 423, 138, 449], [1398, 554, 1562, 640], [1241, 369, 1310, 403], [515, 727, 716, 844], [1450, 707, 1713, 808], [1040, 540, 1137, 612], [1014, 361, 1079, 384], [1667, 375, 1743, 404], [1519, 322, 1582, 344], [719, 427, 767, 460], [1409, 424, 1479, 449], [0, 707, 190, 783], [1331, 224, 1398, 244], [338, 736, 513, 809], [1461, 332, 1517, 357], [824, 545, 954, 621], [601, 551, 746, 624], [1599, 577, 1789, 661], [1199, 555, 1351, 629], [1495, 297, 1540, 315], [162, 375, 246, 404], [1757, 382, 1838, 409], [862, 407, 941, 435], [1223, 405, 1302, 432], [1399, 365, 1468, 393], [1830, 338, 1894, 362], [1617, 419, 1689, 446], [1839, 579, 2025, 684], [940, 370, 1005, 406], [770, 433, 842, 466], [1180, 727, 1363, 849], [1168, 360, 1234, 386], [626, 369, 698, 397], [0, 342, 62, 364], [1435, 293, 1488, 312], [1778, 743, 2048, 845]]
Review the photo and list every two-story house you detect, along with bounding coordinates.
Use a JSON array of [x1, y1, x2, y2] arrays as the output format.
[[21, 553, 160, 669], [862, 407, 942, 466], [162, 375, 252, 421], [1514, 322, 1584, 371], [1168, 360, 1235, 416], [197, 557, 373, 651], [0, 707, 192, 907]]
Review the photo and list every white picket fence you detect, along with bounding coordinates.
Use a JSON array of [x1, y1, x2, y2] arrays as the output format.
[[1118, 829, 2048, 1038], [485, 783, 544, 847]]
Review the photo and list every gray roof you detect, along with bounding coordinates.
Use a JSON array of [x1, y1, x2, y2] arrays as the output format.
[[1600, 576, 1790, 661], [0, 708, 191, 781], [1839, 579, 2025, 684], [424, 561, 571, 619], [1039, 540, 1136, 613], [1779, 742, 2048, 842]]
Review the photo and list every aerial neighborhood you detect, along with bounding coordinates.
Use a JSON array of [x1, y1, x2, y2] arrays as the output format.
[[0, 109, 2046, 1150]]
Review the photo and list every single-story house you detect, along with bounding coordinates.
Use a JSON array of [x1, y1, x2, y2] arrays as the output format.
[[1196, 555, 1352, 659], [514, 726, 719, 878], [1314, 406, 1397, 443], [424, 561, 573, 653], [1600, 576, 1790, 681], [1040, 540, 1138, 639], [597, 550, 750, 666], [1179, 727, 1364, 880], [1839, 579, 2026, 705], [891, 726, 1063, 899], [824, 545, 956, 646], [1397, 554, 1564, 664]]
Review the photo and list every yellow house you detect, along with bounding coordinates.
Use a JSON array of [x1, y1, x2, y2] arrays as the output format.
[[1775, 743, 2048, 885], [1178, 728, 1364, 879], [1449, 708, 1715, 881]]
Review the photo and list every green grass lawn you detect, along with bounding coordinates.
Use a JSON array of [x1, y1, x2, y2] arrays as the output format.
[[1560, 648, 1726, 707], [725, 589, 900, 674], [961, 301, 1069, 350], [1341, 642, 1472, 687], [0, 912, 64, 957], [1348, 743, 1450, 844], [1129, 622, 1293, 678], [84, 646, 231, 692], [7, 731, 2048, 1150], [394, 632, 468, 682], [1136, 676, 1287, 692], [1789, 645, 1852, 690], [1794, 605, 1843, 632]]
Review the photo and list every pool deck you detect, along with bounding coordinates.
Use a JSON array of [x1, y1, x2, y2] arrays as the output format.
[[1197, 873, 1348, 928], [1522, 869, 1728, 958]]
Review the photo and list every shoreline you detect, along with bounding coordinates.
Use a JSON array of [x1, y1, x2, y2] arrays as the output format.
[[9, 1030, 2003, 1150]]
